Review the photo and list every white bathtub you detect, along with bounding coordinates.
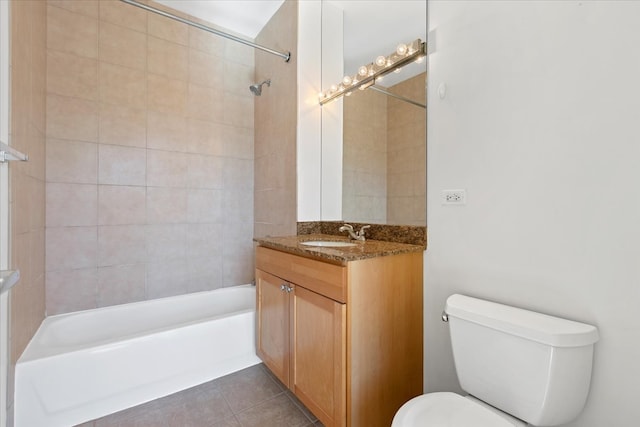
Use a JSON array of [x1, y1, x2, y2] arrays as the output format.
[[15, 284, 260, 427]]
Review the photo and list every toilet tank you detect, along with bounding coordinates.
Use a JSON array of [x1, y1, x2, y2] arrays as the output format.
[[445, 294, 599, 426]]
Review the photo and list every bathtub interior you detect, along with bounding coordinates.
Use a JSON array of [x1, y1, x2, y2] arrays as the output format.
[[15, 284, 260, 427]]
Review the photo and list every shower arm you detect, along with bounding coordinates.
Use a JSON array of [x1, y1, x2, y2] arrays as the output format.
[[119, 0, 291, 62]]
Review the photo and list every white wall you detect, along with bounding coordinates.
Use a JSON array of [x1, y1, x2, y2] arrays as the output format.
[[426, 1, 640, 425]]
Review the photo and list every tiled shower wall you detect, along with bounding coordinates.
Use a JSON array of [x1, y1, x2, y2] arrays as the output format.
[[9, 0, 47, 367], [254, 0, 298, 238], [45, 0, 255, 315]]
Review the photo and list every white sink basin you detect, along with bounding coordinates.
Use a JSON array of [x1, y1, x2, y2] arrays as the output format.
[[300, 240, 358, 248]]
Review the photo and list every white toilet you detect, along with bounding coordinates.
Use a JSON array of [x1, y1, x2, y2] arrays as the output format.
[[392, 294, 599, 427]]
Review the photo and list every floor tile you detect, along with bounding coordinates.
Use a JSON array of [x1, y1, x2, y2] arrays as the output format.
[[82, 364, 317, 427], [234, 394, 312, 427]]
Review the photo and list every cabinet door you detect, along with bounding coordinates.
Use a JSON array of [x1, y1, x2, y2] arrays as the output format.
[[256, 269, 291, 387], [291, 285, 346, 427]]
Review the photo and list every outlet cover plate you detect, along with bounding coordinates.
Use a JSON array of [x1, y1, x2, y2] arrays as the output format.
[[441, 189, 466, 205]]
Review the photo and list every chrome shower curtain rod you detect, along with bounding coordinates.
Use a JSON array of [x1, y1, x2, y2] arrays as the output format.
[[119, 0, 291, 62]]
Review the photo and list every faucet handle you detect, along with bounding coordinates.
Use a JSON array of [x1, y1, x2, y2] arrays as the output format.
[[357, 225, 371, 237], [339, 223, 354, 232]]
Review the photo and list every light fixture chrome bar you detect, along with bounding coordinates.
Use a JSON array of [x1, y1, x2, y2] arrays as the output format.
[[119, 0, 291, 62], [319, 39, 426, 106], [369, 85, 426, 109], [0, 140, 28, 163]]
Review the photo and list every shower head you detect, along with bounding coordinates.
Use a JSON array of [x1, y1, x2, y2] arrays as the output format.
[[249, 79, 271, 96]]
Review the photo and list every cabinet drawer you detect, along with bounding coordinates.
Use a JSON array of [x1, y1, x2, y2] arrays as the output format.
[[256, 246, 347, 303]]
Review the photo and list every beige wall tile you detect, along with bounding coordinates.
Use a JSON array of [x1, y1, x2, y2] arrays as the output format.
[[46, 139, 98, 184], [96, 264, 146, 307], [98, 225, 147, 267], [99, 62, 147, 109], [146, 187, 188, 224], [189, 49, 223, 89], [148, 12, 188, 45], [147, 74, 187, 115], [47, 4, 98, 58], [148, 36, 188, 81], [146, 224, 186, 262], [99, 103, 147, 148], [187, 154, 224, 189], [187, 84, 223, 122], [146, 259, 188, 298], [187, 119, 225, 155], [223, 93, 253, 129], [97, 264, 146, 307], [99, 21, 146, 71], [147, 149, 189, 188], [224, 39, 254, 67], [187, 189, 223, 223], [186, 223, 223, 257], [46, 226, 97, 271], [99, 0, 147, 33], [220, 125, 253, 159], [98, 144, 147, 186], [98, 185, 147, 225], [46, 94, 98, 142], [46, 268, 98, 315], [223, 188, 253, 223], [224, 61, 253, 96], [47, 50, 97, 100], [188, 257, 223, 292], [46, 183, 97, 227], [48, 0, 99, 17], [147, 111, 187, 151], [189, 26, 224, 56]]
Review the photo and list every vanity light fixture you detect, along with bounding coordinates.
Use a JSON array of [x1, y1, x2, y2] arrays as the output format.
[[318, 39, 426, 106]]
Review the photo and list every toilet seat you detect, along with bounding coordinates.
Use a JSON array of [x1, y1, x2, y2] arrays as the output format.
[[391, 392, 524, 427]]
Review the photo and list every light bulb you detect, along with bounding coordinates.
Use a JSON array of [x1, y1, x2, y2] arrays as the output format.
[[358, 65, 368, 77], [338, 84, 344, 91], [375, 55, 386, 67], [330, 84, 337, 92], [318, 92, 325, 99], [343, 75, 352, 86], [396, 43, 408, 56], [368, 68, 375, 76]]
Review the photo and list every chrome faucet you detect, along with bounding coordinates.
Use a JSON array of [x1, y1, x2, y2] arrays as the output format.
[[339, 224, 371, 241]]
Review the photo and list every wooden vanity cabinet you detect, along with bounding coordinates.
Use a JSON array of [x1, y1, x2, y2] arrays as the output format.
[[256, 245, 423, 427]]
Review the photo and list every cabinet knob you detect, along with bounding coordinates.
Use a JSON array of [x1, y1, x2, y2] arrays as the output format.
[[280, 283, 287, 291]]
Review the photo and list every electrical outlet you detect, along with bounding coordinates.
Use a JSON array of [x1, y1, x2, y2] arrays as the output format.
[[442, 189, 466, 205]]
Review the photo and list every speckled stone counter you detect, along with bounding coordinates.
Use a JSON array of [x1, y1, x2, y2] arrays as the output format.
[[254, 233, 425, 264], [297, 221, 427, 247]]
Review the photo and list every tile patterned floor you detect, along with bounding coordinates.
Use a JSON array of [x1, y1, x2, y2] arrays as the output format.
[[76, 364, 325, 427]]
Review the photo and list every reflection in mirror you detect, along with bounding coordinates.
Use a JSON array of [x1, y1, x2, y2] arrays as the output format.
[[322, 1, 427, 225], [342, 72, 426, 225]]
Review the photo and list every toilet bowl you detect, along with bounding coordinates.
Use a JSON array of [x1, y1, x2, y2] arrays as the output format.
[[392, 294, 599, 427], [392, 392, 525, 427]]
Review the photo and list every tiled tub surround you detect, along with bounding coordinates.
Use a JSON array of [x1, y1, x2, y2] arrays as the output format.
[[15, 285, 260, 427], [45, 0, 255, 315]]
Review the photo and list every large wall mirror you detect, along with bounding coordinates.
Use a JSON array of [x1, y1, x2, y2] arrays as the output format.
[[321, 1, 427, 225]]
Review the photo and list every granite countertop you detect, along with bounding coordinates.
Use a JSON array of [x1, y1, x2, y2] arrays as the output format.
[[254, 234, 425, 264]]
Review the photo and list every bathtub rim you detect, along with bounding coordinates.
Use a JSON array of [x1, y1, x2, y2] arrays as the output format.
[[18, 284, 256, 364]]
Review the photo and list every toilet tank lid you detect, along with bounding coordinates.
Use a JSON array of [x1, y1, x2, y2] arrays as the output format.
[[445, 294, 599, 347]]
